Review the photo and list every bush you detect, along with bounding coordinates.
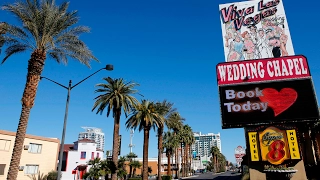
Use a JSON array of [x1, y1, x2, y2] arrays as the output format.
[[128, 178, 142, 180], [161, 175, 172, 180], [46, 170, 60, 180]]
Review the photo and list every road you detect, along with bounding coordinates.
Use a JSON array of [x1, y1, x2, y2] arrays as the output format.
[[183, 171, 242, 180]]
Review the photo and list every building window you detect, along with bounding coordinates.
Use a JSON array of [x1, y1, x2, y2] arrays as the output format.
[[0, 139, 11, 151], [28, 143, 42, 154], [0, 164, 5, 175], [25, 165, 39, 174], [97, 153, 99, 158], [91, 152, 94, 159], [81, 152, 86, 159]]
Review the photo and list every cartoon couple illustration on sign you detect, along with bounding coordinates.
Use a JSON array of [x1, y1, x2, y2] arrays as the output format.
[[224, 17, 289, 62]]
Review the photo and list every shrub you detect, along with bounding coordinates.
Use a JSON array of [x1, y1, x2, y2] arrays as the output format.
[[128, 178, 142, 180], [46, 170, 60, 180], [161, 175, 172, 180]]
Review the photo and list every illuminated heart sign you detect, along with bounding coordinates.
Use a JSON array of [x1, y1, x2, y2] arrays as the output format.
[[259, 88, 298, 116]]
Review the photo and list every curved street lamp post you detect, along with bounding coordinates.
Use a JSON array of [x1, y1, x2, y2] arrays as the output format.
[[40, 65, 113, 180]]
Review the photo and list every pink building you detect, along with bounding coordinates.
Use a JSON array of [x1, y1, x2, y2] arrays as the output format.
[[60, 139, 104, 180]]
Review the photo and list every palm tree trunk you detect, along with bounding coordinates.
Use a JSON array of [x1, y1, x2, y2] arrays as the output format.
[[189, 146, 192, 175], [185, 145, 189, 177], [157, 127, 163, 180], [181, 143, 184, 177], [175, 148, 178, 179], [7, 106, 31, 180], [129, 164, 133, 178], [7, 50, 45, 180], [143, 128, 150, 180], [167, 153, 171, 176], [112, 109, 121, 180]]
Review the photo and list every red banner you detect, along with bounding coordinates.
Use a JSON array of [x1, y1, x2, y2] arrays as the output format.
[[216, 55, 310, 85]]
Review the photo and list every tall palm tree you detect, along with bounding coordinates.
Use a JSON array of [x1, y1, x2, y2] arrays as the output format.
[[210, 146, 220, 173], [92, 77, 139, 180], [162, 130, 178, 177], [126, 152, 138, 178], [166, 112, 184, 178], [154, 100, 176, 180], [178, 125, 191, 177], [1, 1, 98, 179], [126, 100, 163, 180], [180, 125, 194, 177]]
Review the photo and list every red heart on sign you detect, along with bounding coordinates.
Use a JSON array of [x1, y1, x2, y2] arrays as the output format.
[[259, 88, 297, 116]]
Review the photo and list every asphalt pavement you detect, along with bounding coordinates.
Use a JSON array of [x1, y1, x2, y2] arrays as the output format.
[[181, 171, 242, 180]]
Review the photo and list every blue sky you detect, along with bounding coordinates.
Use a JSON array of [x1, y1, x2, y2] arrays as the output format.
[[1, 0, 319, 164]]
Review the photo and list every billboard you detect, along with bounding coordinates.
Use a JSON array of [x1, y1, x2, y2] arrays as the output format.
[[216, 55, 319, 129], [219, 78, 319, 128], [219, 0, 294, 62]]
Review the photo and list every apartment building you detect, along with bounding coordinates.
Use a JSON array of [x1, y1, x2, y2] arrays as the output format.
[[0, 130, 59, 180], [191, 132, 221, 158], [78, 127, 105, 150]]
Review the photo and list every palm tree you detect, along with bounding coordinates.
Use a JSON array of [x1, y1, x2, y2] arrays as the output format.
[[180, 125, 194, 177], [154, 100, 176, 180], [166, 112, 184, 178], [27, 172, 47, 180], [117, 156, 128, 179], [217, 153, 227, 172], [87, 158, 103, 180], [130, 160, 142, 177], [210, 146, 220, 173], [163, 130, 179, 177], [92, 77, 139, 180], [100, 159, 116, 180], [0, 22, 7, 52], [178, 125, 192, 177], [126, 100, 164, 180], [126, 152, 138, 178], [1, 1, 98, 179]]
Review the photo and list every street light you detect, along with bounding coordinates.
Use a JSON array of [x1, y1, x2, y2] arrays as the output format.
[[40, 64, 113, 180]]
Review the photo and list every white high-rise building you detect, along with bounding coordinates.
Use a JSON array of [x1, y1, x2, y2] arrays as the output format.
[[191, 132, 221, 158], [78, 127, 105, 150]]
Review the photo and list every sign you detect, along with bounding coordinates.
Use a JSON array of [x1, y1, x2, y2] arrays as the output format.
[[286, 130, 301, 159], [259, 126, 290, 165], [219, 0, 294, 62], [248, 132, 259, 161], [217, 55, 310, 85], [246, 126, 301, 164], [193, 151, 197, 158], [235, 145, 246, 154], [236, 158, 243, 162], [219, 78, 319, 128]]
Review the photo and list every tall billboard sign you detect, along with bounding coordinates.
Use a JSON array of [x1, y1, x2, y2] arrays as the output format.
[[216, 55, 319, 129], [235, 145, 246, 166], [219, 0, 294, 62]]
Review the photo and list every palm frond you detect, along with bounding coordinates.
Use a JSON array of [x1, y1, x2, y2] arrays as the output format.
[[1, 0, 98, 66]]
